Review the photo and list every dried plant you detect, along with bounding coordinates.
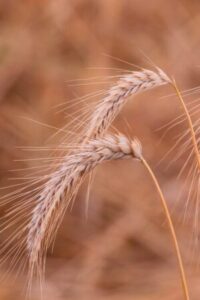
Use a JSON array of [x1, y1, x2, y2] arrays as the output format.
[[24, 133, 188, 299], [0, 67, 191, 300], [26, 66, 171, 267], [1, 2, 200, 299], [83, 68, 171, 140], [27, 135, 141, 282]]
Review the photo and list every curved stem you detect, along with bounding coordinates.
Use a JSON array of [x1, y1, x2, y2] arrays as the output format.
[[172, 80, 200, 170], [141, 157, 190, 300]]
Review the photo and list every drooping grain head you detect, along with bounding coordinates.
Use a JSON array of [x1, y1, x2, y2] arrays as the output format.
[[27, 134, 143, 278], [84, 68, 171, 140]]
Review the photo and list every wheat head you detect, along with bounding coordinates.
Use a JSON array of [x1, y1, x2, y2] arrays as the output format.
[[27, 132, 189, 300], [84, 68, 171, 139], [27, 134, 142, 278]]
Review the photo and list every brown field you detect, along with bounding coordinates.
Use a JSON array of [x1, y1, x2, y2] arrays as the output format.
[[0, 1, 200, 299]]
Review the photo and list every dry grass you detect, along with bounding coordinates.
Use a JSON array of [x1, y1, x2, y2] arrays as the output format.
[[1, 1, 200, 300], [27, 136, 141, 284], [83, 68, 170, 140], [0, 73, 189, 300]]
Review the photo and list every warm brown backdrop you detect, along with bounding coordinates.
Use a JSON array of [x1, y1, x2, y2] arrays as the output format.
[[0, 1, 200, 299]]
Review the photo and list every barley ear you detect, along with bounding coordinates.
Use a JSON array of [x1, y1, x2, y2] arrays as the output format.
[[84, 68, 171, 140]]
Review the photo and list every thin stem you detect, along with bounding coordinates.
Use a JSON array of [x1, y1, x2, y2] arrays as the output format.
[[141, 157, 190, 300], [172, 80, 200, 170]]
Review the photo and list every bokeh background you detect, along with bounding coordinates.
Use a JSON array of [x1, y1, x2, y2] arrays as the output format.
[[0, 0, 200, 299]]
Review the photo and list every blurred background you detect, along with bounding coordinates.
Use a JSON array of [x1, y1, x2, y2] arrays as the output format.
[[0, 0, 200, 299]]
